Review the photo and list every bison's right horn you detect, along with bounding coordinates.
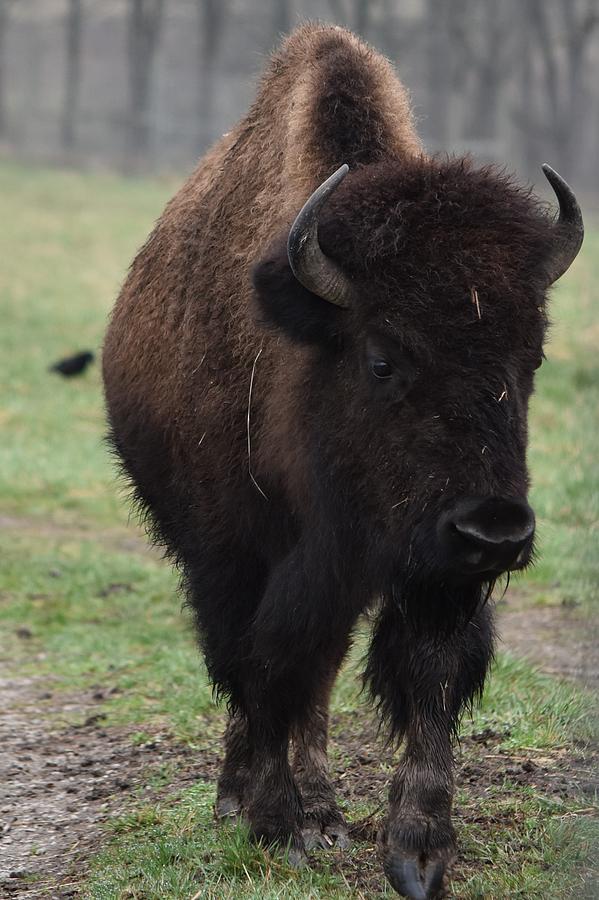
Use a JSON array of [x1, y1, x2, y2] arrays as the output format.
[[287, 164, 354, 308], [542, 164, 584, 285]]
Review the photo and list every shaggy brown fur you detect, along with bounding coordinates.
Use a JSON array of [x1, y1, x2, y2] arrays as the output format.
[[103, 23, 562, 900], [104, 27, 418, 420]]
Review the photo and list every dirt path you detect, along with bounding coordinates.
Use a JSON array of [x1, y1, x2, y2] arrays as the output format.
[[0, 675, 217, 899], [497, 595, 599, 686], [0, 595, 596, 898]]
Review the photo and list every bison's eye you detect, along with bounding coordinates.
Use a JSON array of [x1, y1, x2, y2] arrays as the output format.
[[370, 358, 393, 380]]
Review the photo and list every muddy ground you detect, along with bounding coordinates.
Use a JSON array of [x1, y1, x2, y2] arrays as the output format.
[[0, 678, 217, 899], [497, 595, 599, 687], [1, 597, 597, 899]]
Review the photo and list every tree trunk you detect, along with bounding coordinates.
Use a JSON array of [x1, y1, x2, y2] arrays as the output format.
[[426, 0, 451, 148], [61, 0, 82, 150], [353, 0, 371, 37], [462, 4, 505, 154], [560, 0, 597, 179], [530, 0, 563, 166], [0, 0, 13, 140], [519, 3, 538, 178], [127, 0, 165, 169], [197, 0, 227, 153], [530, 0, 598, 178]]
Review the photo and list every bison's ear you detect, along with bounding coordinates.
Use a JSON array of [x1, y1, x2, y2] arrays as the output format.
[[252, 237, 344, 346]]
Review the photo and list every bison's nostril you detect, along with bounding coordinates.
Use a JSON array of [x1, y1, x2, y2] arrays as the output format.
[[454, 520, 496, 545], [452, 513, 534, 548]]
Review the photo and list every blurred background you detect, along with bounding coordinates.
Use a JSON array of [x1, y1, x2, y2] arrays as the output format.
[[1, 0, 598, 201]]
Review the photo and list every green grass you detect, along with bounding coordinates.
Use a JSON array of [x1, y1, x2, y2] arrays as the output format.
[[84, 786, 596, 899], [456, 799, 596, 900], [0, 161, 597, 898], [477, 653, 594, 749], [525, 226, 599, 608], [87, 783, 351, 900], [0, 161, 174, 525]]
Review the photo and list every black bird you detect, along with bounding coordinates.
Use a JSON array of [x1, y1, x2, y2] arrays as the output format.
[[49, 350, 95, 377]]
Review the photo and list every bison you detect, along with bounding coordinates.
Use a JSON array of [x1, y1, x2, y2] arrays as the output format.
[[103, 23, 583, 899]]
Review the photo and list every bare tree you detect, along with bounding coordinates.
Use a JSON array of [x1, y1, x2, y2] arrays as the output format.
[[61, 0, 83, 150], [197, 0, 228, 152], [518, 5, 538, 176], [127, 0, 165, 166], [539, 0, 598, 172], [426, 0, 452, 147], [1, 0, 599, 189], [450, 1, 516, 156], [0, 0, 14, 140], [512, 0, 598, 179]]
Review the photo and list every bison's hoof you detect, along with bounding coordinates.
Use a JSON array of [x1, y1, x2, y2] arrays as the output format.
[[215, 794, 243, 821], [384, 852, 447, 899], [248, 818, 307, 865], [286, 844, 309, 868], [379, 816, 454, 899], [302, 819, 351, 851]]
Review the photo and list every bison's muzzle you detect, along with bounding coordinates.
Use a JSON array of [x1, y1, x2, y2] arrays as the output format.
[[437, 496, 535, 577]]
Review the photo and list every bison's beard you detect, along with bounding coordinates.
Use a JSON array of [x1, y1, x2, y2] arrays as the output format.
[[388, 521, 498, 634], [363, 573, 496, 746], [387, 570, 496, 635]]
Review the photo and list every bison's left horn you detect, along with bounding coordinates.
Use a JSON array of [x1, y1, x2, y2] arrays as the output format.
[[542, 164, 584, 285], [287, 164, 354, 308]]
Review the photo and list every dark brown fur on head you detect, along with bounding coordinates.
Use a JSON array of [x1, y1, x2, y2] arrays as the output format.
[[253, 155, 553, 607], [256, 155, 552, 365]]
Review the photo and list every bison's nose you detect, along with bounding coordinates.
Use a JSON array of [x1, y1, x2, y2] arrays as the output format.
[[438, 497, 535, 577]]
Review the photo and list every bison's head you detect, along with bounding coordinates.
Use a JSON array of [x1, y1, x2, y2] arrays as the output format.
[[253, 158, 583, 618]]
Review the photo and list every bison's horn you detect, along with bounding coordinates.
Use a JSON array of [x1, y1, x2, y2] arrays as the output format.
[[542, 164, 584, 285], [287, 164, 354, 308]]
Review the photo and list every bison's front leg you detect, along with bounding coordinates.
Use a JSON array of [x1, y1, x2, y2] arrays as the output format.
[[243, 716, 305, 862], [381, 723, 456, 898], [292, 653, 351, 851], [368, 603, 494, 899], [215, 712, 251, 820], [243, 542, 357, 863]]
